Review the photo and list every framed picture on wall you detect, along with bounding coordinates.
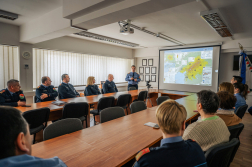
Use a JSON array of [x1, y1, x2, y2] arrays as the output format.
[[148, 59, 153, 66], [142, 59, 147, 66], [139, 67, 144, 74], [145, 75, 150, 82], [140, 75, 144, 81], [151, 67, 156, 74], [151, 75, 156, 82], [145, 67, 150, 74]]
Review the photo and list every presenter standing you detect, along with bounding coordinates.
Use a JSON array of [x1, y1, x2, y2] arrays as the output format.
[[125, 65, 141, 90]]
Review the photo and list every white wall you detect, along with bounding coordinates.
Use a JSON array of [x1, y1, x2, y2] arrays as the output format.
[[33, 36, 133, 59]]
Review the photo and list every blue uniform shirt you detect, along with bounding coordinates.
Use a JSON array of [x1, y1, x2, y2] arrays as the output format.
[[103, 80, 118, 93], [134, 137, 207, 167], [125, 72, 141, 85], [58, 82, 80, 99], [35, 84, 58, 102], [0, 88, 26, 107], [0, 154, 66, 167], [234, 93, 246, 113], [85, 85, 101, 96]]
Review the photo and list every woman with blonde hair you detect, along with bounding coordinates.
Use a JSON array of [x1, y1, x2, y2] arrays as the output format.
[[219, 82, 234, 94], [84, 76, 101, 96]]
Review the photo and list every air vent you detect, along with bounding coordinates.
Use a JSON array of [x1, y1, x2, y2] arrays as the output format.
[[200, 9, 232, 37], [0, 10, 18, 20], [75, 31, 139, 47]]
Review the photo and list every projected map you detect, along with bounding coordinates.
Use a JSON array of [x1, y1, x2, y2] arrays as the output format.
[[164, 47, 213, 86]]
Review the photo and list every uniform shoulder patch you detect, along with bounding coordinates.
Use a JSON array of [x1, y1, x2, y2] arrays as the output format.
[[0, 90, 5, 94], [135, 148, 150, 161], [37, 86, 40, 88], [128, 72, 130, 74], [189, 139, 196, 142]]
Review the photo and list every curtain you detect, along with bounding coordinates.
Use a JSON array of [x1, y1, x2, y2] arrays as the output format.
[[33, 48, 133, 88], [0, 45, 19, 89]]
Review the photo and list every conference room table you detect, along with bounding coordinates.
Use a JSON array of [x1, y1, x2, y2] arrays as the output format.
[[31, 95, 199, 167], [15, 89, 195, 127]]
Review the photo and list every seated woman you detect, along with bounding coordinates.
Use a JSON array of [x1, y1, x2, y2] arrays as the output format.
[[216, 91, 241, 126], [183, 90, 230, 152], [233, 82, 247, 113], [219, 82, 234, 94], [84, 76, 101, 96]]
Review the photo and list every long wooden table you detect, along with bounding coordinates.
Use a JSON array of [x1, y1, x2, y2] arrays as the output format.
[[15, 89, 193, 127], [30, 90, 199, 167]]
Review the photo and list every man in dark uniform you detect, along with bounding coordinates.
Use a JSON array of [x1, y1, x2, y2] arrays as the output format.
[[35, 76, 58, 102], [125, 65, 141, 90], [133, 100, 207, 167], [103, 74, 118, 93], [58, 74, 80, 99], [0, 79, 26, 107]]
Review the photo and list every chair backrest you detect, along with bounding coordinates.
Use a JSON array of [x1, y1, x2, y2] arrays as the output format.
[[97, 96, 115, 112], [130, 101, 147, 114], [100, 107, 125, 123], [34, 96, 38, 103], [62, 102, 89, 119], [236, 104, 248, 119], [117, 94, 131, 107], [205, 138, 240, 167], [138, 91, 147, 101], [22, 107, 50, 129], [129, 87, 136, 90], [101, 89, 104, 94], [156, 96, 170, 105], [228, 123, 244, 141], [43, 118, 83, 140]]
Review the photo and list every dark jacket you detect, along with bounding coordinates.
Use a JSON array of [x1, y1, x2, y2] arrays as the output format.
[[35, 85, 58, 102], [0, 88, 26, 107], [134, 140, 207, 167], [58, 82, 80, 99], [85, 85, 101, 96], [102, 80, 118, 93]]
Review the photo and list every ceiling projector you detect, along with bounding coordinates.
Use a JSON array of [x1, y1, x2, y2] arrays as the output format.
[[119, 20, 134, 35]]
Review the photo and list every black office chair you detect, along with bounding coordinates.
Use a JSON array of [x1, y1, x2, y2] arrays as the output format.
[[228, 123, 244, 141], [43, 118, 83, 140], [22, 107, 50, 144], [34, 96, 38, 103], [130, 101, 147, 114], [129, 87, 137, 90], [156, 96, 170, 105], [101, 89, 104, 94], [236, 104, 248, 119], [90, 96, 115, 124], [205, 138, 240, 167], [116, 94, 131, 114], [62, 102, 89, 128], [100, 107, 125, 123], [137, 91, 148, 101]]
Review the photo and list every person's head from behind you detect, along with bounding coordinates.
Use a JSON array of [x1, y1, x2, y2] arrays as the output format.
[[217, 91, 237, 110], [196, 90, 219, 115], [62, 74, 70, 83], [108, 74, 114, 82], [7, 79, 21, 93], [0, 107, 31, 160], [233, 82, 248, 99], [231, 76, 242, 84], [219, 82, 234, 94], [156, 100, 187, 137], [87, 76, 95, 86], [41, 76, 52, 86], [131, 65, 136, 73]]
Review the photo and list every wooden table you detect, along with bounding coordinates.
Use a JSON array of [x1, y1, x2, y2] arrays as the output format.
[[31, 95, 199, 167], [15, 89, 192, 127]]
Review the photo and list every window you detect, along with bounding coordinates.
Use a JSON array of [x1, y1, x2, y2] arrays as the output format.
[[0, 45, 19, 89], [33, 48, 133, 88]]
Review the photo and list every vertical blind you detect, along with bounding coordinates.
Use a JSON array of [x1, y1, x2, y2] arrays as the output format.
[[0, 45, 19, 89], [33, 48, 133, 88]]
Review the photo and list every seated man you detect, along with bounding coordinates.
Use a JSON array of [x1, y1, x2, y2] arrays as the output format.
[[0, 107, 66, 167], [134, 100, 207, 167], [183, 90, 230, 152], [0, 79, 26, 107], [230, 75, 242, 84], [103, 74, 118, 93], [58, 74, 80, 99], [35, 76, 58, 102]]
